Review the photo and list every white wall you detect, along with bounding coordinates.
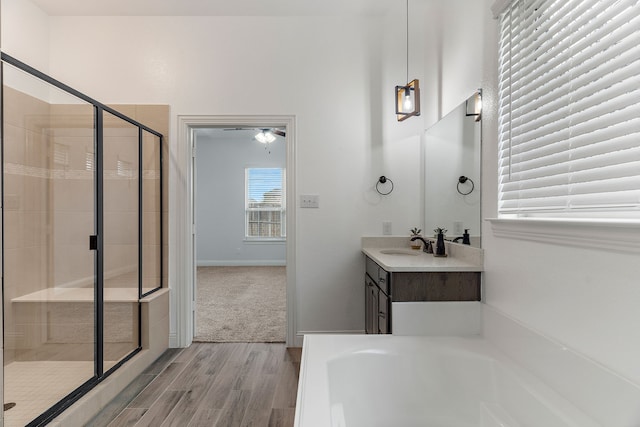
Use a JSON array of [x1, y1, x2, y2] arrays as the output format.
[[0, 0, 50, 72], [35, 11, 424, 336], [427, 0, 640, 387], [195, 131, 286, 266], [5, 0, 638, 390]]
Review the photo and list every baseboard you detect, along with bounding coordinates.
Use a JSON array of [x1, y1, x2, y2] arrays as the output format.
[[169, 332, 179, 348], [196, 260, 286, 267]]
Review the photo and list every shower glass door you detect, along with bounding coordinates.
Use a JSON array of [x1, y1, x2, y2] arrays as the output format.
[[102, 111, 140, 370], [1, 52, 162, 426], [2, 62, 97, 426], [142, 130, 162, 295]]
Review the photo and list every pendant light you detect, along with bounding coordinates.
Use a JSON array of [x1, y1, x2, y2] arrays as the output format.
[[465, 89, 483, 121], [395, 0, 420, 122]]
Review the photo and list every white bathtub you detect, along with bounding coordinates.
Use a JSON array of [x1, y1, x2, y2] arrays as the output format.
[[294, 335, 600, 427]]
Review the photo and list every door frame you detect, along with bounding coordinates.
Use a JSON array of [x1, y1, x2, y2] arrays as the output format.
[[173, 115, 296, 347]]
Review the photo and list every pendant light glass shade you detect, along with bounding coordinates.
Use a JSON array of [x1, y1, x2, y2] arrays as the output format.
[[395, 79, 420, 121], [465, 90, 482, 121]]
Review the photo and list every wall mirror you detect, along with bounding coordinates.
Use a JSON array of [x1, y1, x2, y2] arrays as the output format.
[[424, 91, 482, 247]]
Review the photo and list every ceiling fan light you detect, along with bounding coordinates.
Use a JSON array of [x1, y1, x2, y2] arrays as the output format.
[[255, 130, 276, 144]]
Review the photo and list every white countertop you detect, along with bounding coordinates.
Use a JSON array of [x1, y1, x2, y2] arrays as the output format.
[[362, 236, 483, 272]]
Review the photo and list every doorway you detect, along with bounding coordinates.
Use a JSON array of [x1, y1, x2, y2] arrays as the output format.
[[174, 115, 296, 348], [193, 127, 286, 342]]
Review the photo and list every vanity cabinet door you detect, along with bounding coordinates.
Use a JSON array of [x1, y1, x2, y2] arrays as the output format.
[[378, 291, 390, 334], [365, 275, 379, 334]]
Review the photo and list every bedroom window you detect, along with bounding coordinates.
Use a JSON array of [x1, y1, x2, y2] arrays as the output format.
[[497, 0, 640, 220], [245, 167, 286, 239]]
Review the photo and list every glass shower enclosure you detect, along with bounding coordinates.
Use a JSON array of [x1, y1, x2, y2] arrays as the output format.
[[1, 53, 163, 426]]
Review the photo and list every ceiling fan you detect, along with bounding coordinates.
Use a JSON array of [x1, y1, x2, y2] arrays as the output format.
[[222, 127, 286, 142]]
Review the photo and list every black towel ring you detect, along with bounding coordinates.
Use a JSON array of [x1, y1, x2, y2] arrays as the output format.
[[376, 176, 394, 195], [457, 176, 474, 195]]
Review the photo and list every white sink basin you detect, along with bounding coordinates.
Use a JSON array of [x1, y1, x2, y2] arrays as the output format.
[[379, 249, 420, 256]]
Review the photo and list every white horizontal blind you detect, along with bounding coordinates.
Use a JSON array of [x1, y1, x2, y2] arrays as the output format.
[[245, 167, 286, 238], [498, 0, 640, 218]]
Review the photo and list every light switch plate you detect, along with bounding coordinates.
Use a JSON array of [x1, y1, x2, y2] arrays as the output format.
[[300, 194, 319, 208]]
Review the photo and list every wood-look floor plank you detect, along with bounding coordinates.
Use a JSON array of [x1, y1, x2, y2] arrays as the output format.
[[168, 344, 219, 390], [261, 344, 287, 375], [134, 390, 186, 427], [171, 342, 202, 364], [271, 358, 299, 410], [198, 344, 251, 410], [128, 362, 186, 409], [215, 389, 252, 427], [233, 345, 269, 391], [285, 347, 302, 363], [157, 345, 240, 426], [187, 408, 221, 427], [87, 374, 156, 427], [158, 399, 198, 427], [106, 408, 148, 427], [204, 344, 237, 377], [239, 373, 279, 427], [268, 408, 295, 427], [141, 348, 183, 375]]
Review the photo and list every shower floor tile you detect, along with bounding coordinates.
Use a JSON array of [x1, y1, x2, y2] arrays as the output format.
[[3, 361, 99, 427]]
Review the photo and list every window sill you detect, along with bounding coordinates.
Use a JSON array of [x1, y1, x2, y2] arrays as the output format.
[[243, 238, 286, 244], [487, 217, 640, 253]]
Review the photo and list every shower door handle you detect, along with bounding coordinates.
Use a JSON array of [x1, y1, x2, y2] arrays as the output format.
[[89, 235, 98, 250]]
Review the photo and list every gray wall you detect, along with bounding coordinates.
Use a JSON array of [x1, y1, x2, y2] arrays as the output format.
[[195, 130, 285, 266]]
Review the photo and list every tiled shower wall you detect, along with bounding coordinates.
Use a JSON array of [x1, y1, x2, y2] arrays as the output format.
[[3, 85, 168, 364], [110, 104, 168, 294], [4, 86, 60, 363]]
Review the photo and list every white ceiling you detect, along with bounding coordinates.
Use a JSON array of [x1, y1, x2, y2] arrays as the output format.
[[31, 0, 398, 17]]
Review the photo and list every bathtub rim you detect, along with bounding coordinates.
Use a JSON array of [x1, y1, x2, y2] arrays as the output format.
[[294, 334, 600, 427]]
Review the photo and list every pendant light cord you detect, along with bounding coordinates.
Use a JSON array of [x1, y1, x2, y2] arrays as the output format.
[[406, 0, 409, 83]]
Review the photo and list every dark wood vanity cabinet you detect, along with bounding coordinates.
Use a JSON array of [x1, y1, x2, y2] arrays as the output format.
[[365, 256, 480, 334], [392, 271, 481, 302], [365, 258, 391, 334]]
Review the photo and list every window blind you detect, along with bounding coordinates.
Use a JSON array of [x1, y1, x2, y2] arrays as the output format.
[[498, 0, 640, 218], [245, 167, 285, 239], [246, 168, 284, 208]]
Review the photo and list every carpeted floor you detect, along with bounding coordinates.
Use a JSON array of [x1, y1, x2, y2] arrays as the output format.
[[194, 266, 286, 343]]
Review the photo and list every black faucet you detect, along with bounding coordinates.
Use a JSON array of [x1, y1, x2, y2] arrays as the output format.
[[410, 236, 433, 253], [452, 229, 471, 245]]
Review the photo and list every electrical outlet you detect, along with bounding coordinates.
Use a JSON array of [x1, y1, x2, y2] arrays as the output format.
[[453, 221, 463, 235], [300, 194, 319, 208], [382, 221, 392, 235]]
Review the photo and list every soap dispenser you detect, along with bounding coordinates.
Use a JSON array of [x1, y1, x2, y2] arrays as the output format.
[[462, 229, 471, 245]]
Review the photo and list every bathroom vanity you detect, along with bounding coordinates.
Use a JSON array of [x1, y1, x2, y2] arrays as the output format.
[[363, 237, 483, 334]]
